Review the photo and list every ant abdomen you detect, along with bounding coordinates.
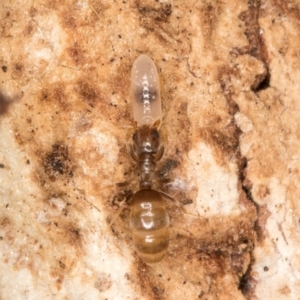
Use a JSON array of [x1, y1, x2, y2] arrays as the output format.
[[130, 189, 170, 264]]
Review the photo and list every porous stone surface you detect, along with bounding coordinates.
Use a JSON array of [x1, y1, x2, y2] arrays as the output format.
[[0, 0, 299, 299]]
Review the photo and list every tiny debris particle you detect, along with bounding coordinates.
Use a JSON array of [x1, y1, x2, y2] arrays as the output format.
[[59, 260, 66, 269], [1, 66, 7, 72], [0, 164, 5, 168], [264, 266, 269, 271], [183, 199, 193, 205], [94, 273, 112, 292], [152, 286, 159, 294], [14, 63, 23, 73]]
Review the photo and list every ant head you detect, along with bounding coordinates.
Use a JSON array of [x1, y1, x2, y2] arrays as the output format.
[[132, 125, 160, 155]]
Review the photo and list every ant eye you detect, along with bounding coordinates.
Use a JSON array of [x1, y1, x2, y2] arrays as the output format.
[[151, 130, 159, 139]]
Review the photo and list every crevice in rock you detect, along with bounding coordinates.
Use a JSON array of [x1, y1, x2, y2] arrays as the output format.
[[238, 254, 257, 299], [223, 0, 273, 296], [239, 0, 270, 92], [221, 20, 269, 294], [238, 158, 259, 299], [254, 71, 270, 91], [220, 73, 259, 296]]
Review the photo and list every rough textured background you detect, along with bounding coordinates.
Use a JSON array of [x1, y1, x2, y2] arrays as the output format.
[[0, 0, 300, 299]]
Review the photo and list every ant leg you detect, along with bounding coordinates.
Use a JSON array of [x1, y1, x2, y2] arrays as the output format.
[[120, 124, 134, 129], [128, 143, 138, 161], [156, 178, 172, 185], [100, 181, 133, 192], [159, 191, 198, 217], [155, 144, 165, 161], [108, 193, 133, 227], [108, 200, 127, 228], [153, 113, 166, 130]]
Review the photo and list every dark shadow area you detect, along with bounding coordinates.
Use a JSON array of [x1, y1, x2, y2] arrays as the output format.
[[238, 261, 257, 299], [255, 72, 270, 91]]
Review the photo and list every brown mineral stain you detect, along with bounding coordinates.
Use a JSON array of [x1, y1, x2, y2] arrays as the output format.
[[62, 16, 78, 29], [39, 219, 84, 270], [0, 217, 10, 227], [39, 83, 69, 111], [75, 79, 101, 108], [198, 3, 222, 45], [44, 143, 73, 180], [44, 0, 70, 11], [24, 24, 34, 36], [187, 214, 256, 254], [13, 62, 24, 78], [50, 264, 65, 291], [256, 184, 270, 199], [88, 0, 111, 21], [135, 0, 174, 43], [256, 205, 271, 241], [29, 7, 37, 17], [274, 0, 300, 22], [110, 60, 131, 98], [231, 252, 251, 276], [278, 285, 291, 295], [197, 120, 240, 167], [136, 0, 172, 24], [219, 67, 240, 115], [65, 225, 82, 249], [58, 1, 111, 40], [135, 259, 163, 300], [74, 114, 93, 133], [165, 100, 191, 158], [68, 43, 85, 66]]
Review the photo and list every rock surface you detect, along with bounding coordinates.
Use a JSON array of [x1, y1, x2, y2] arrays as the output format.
[[0, 0, 299, 299]]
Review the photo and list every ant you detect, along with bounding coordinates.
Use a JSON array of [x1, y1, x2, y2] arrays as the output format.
[[111, 55, 188, 264]]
